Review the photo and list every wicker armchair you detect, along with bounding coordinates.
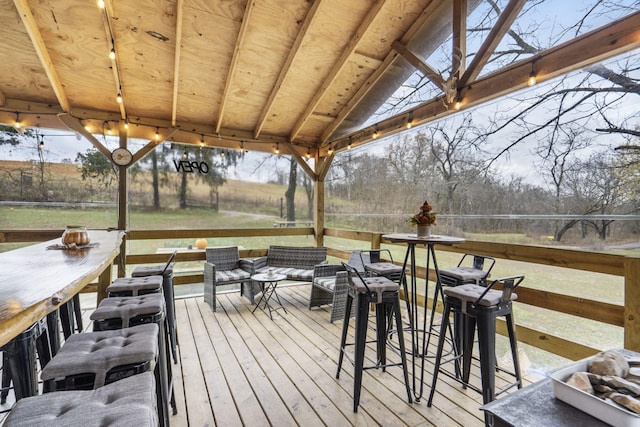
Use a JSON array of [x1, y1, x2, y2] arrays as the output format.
[[204, 247, 254, 311], [308, 251, 364, 322], [309, 264, 352, 323]]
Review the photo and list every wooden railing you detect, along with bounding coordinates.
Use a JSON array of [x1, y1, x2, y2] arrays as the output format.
[[2, 227, 638, 361]]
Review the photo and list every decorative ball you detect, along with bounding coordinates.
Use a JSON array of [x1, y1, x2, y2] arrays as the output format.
[[194, 238, 208, 249]]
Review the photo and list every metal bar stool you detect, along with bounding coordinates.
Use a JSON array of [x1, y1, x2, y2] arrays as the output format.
[[3, 372, 158, 427], [336, 262, 411, 412], [40, 324, 165, 426], [428, 275, 524, 424], [90, 293, 176, 425], [132, 251, 178, 364], [0, 317, 52, 404], [439, 253, 496, 353]]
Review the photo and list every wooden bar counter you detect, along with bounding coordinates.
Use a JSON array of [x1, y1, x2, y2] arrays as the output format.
[[0, 229, 124, 347]]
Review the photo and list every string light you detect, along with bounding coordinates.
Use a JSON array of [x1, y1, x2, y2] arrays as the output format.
[[275, 143, 279, 154], [527, 61, 538, 87], [14, 112, 21, 130], [406, 112, 413, 129], [200, 135, 205, 147], [306, 148, 311, 159], [328, 145, 334, 154], [116, 93, 122, 103], [38, 135, 44, 150], [97, 0, 105, 8], [155, 128, 159, 141], [182, 150, 188, 160], [454, 98, 462, 110], [124, 119, 129, 130], [109, 48, 116, 60]]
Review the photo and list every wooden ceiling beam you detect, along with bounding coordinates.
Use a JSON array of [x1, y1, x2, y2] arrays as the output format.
[[57, 113, 112, 159], [284, 142, 317, 181], [459, 0, 526, 87], [253, 0, 322, 140], [99, 0, 126, 119], [171, 0, 185, 127], [452, 0, 467, 80], [13, 0, 71, 113], [319, 50, 397, 144], [131, 127, 179, 165], [215, 0, 255, 134], [288, 0, 389, 143], [327, 10, 640, 155], [319, 0, 447, 144], [391, 41, 447, 92]]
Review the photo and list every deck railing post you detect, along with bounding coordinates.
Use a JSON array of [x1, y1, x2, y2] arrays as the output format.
[[371, 233, 382, 250], [624, 256, 640, 351]]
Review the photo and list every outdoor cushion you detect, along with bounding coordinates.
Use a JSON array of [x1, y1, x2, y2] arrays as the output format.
[[364, 262, 403, 276], [107, 276, 163, 296], [314, 275, 337, 292], [90, 294, 165, 328], [440, 266, 487, 282], [350, 276, 400, 303], [256, 266, 314, 281], [40, 324, 159, 389], [216, 268, 252, 283], [3, 372, 158, 427], [444, 283, 518, 308]]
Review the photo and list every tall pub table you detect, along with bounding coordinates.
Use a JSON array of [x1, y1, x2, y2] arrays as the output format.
[[0, 230, 124, 348], [382, 233, 465, 402]]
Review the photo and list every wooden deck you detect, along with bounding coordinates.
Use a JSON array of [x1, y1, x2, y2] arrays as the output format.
[[0, 283, 539, 426], [168, 283, 538, 427]]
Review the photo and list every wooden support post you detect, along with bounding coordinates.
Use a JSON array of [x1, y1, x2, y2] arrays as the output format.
[[624, 256, 640, 351], [314, 177, 324, 247]]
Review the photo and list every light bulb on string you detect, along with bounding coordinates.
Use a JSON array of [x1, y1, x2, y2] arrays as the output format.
[[109, 48, 116, 60], [97, 0, 105, 8]]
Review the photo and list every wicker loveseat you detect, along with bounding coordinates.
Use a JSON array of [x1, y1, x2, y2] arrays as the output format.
[[242, 245, 327, 304]]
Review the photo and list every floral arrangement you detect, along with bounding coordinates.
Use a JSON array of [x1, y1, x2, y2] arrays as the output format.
[[409, 200, 437, 226]]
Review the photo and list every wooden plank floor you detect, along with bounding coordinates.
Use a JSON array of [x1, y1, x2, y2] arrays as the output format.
[[169, 284, 539, 427]]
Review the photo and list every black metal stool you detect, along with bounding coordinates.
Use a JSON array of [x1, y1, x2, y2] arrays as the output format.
[[132, 251, 178, 364], [439, 253, 496, 352], [358, 249, 405, 282], [427, 275, 524, 423], [90, 293, 176, 424], [336, 262, 411, 412], [0, 317, 52, 404], [40, 324, 166, 426]]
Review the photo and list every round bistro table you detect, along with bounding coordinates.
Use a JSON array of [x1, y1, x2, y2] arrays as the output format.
[[382, 233, 465, 401], [251, 273, 288, 320]]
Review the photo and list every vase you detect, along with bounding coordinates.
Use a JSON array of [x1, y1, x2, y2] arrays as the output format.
[[416, 224, 431, 238]]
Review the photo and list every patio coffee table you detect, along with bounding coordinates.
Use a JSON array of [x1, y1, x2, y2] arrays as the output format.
[[251, 273, 288, 319]]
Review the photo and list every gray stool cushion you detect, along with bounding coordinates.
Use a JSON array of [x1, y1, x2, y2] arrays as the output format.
[[107, 276, 163, 295], [4, 371, 158, 427], [90, 294, 165, 327], [351, 276, 399, 303], [444, 284, 518, 312], [440, 266, 487, 282], [364, 262, 404, 276], [40, 324, 159, 389], [132, 265, 173, 277]]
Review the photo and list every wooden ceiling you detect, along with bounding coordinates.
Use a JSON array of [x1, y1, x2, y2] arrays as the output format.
[[0, 0, 639, 167]]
